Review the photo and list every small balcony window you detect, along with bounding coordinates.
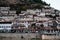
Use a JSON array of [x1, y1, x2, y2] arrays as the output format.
[[48, 22, 53, 26]]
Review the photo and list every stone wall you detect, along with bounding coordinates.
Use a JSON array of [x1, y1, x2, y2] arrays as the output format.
[[0, 33, 40, 40], [41, 34, 60, 40]]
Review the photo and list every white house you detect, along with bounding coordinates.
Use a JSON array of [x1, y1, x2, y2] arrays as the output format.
[[0, 22, 13, 32]]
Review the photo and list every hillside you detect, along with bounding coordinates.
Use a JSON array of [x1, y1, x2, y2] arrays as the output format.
[[0, 0, 50, 13]]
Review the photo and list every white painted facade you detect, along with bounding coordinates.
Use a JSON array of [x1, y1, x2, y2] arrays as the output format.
[[0, 22, 13, 30]]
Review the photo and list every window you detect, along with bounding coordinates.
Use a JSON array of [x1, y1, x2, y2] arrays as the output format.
[[43, 22, 48, 27], [58, 18, 60, 20], [6, 26, 7, 28], [0, 26, 1, 28], [48, 22, 53, 26], [51, 13, 55, 17], [2, 26, 4, 28], [4, 26, 5, 28], [36, 24, 40, 26], [9, 26, 11, 28], [45, 13, 50, 15], [58, 24, 60, 27]]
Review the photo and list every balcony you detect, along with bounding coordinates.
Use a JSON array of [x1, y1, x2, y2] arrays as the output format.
[[43, 22, 48, 27], [37, 13, 45, 16], [51, 13, 56, 17], [0, 7, 10, 11], [34, 17, 50, 21], [18, 18, 33, 21], [57, 21, 60, 29], [9, 11, 16, 14], [45, 13, 51, 15], [56, 17, 60, 20], [1, 11, 8, 14], [41, 30, 59, 34], [42, 9, 52, 13]]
